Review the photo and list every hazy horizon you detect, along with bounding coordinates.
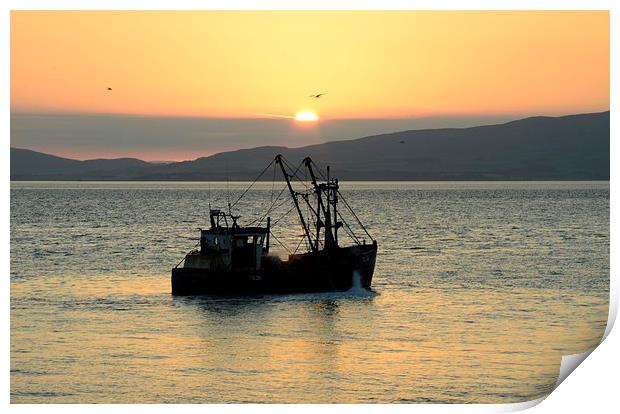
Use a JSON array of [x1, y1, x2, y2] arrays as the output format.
[[10, 110, 608, 162], [10, 112, 521, 161]]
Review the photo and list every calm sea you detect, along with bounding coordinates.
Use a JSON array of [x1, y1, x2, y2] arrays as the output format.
[[10, 181, 609, 403]]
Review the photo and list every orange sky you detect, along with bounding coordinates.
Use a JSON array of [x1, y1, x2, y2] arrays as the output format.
[[11, 10, 609, 120]]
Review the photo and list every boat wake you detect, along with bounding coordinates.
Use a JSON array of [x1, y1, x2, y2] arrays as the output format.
[[344, 270, 373, 296], [274, 288, 376, 302], [273, 271, 376, 301]]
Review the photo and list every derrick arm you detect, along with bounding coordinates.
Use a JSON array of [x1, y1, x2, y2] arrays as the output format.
[[275, 155, 317, 253]]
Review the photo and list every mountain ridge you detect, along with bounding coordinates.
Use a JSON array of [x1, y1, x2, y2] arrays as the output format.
[[11, 111, 610, 181]]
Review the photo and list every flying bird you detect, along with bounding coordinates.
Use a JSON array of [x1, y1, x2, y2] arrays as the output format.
[[308, 93, 326, 98]]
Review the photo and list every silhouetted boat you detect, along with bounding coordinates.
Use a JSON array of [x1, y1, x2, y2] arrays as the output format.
[[171, 155, 377, 295]]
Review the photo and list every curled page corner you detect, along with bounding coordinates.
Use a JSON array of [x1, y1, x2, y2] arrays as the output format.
[[495, 396, 547, 412], [493, 345, 601, 413], [603, 290, 618, 339], [555, 347, 596, 388], [548, 293, 616, 398]]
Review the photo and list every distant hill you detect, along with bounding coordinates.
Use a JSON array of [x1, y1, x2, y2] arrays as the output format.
[[10, 111, 609, 181], [11, 148, 152, 180]]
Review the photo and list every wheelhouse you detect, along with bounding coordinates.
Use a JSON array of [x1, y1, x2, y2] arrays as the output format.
[[183, 209, 269, 272]]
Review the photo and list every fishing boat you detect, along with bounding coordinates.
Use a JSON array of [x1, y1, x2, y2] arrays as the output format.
[[171, 155, 377, 295]]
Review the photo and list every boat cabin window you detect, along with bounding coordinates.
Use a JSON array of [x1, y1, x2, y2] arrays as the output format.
[[234, 236, 255, 247], [201, 233, 230, 252], [232, 235, 264, 249]]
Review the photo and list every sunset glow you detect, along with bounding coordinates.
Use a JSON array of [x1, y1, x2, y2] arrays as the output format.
[[294, 111, 319, 122], [8, 10, 610, 161], [10, 11, 609, 119]]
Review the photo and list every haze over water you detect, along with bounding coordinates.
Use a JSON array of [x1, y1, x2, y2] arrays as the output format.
[[10, 181, 608, 403]]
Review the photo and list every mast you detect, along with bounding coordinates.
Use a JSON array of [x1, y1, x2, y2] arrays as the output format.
[[333, 177, 339, 245], [327, 167, 342, 247], [265, 216, 270, 254], [275, 155, 317, 253], [303, 157, 337, 250]]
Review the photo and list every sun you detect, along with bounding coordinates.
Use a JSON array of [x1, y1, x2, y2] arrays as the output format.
[[294, 111, 319, 122]]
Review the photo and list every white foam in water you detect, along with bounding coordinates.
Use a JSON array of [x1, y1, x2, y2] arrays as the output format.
[[272, 271, 374, 301], [346, 270, 374, 297], [352, 270, 363, 289]]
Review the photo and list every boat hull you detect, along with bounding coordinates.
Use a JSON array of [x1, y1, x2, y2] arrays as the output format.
[[171, 243, 377, 295]]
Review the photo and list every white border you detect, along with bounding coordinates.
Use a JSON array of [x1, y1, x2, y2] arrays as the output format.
[[1, 0, 615, 11], [2, 1, 616, 413]]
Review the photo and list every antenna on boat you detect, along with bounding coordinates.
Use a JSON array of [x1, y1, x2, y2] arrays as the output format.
[[226, 178, 232, 217], [208, 183, 212, 224], [225, 159, 232, 216]]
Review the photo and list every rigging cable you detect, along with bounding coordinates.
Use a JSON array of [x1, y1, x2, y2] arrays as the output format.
[[230, 158, 275, 210], [311, 159, 328, 181], [337, 210, 362, 245], [281, 157, 312, 191], [337, 190, 374, 241], [293, 232, 307, 254], [252, 157, 308, 226], [271, 204, 297, 227], [269, 231, 293, 255]]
